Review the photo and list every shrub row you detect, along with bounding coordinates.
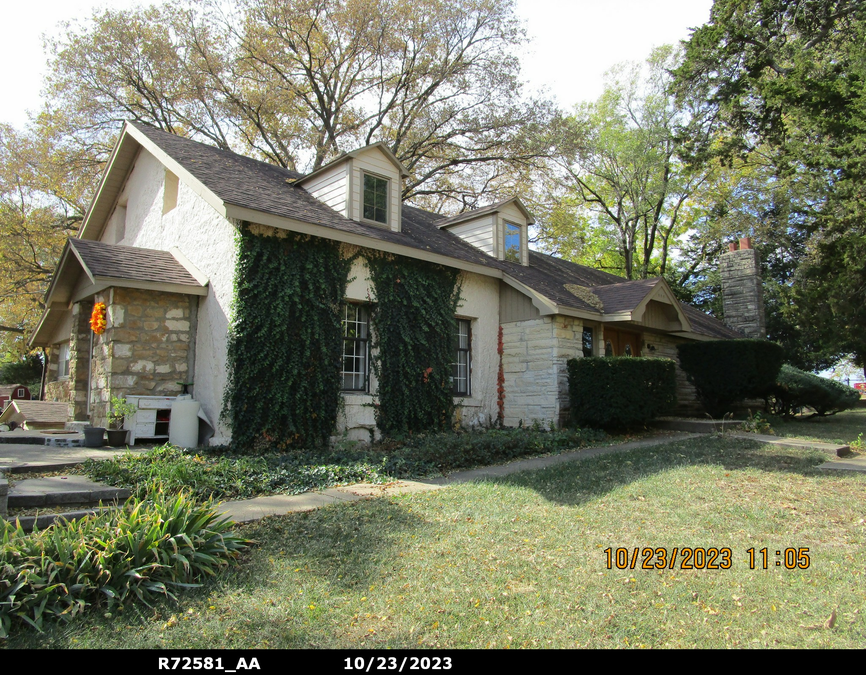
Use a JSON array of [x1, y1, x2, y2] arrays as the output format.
[[567, 357, 677, 429], [1, 492, 248, 638], [676, 340, 784, 418], [769, 364, 862, 416]]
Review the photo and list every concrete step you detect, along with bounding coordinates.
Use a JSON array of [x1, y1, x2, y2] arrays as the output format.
[[7, 475, 130, 508]]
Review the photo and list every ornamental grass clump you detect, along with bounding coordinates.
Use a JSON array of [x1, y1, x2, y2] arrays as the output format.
[[0, 492, 247, 638]]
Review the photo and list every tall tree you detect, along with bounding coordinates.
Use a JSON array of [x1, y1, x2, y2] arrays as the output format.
[[0, 126, 79, 356], [542, 46, 709, 280], [675, 0, 866, 375], [43, 0, 554, 211]]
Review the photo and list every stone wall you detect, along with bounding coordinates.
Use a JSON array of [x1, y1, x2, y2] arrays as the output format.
[[501, 315, 583, 427], [720, 247, 766, 338], [44, 300, 93, 421], [89, 288, 192, 428]]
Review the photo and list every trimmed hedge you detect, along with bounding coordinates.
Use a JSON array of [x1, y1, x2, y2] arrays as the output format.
[[676, 339, 784, 418], [770, 365, 862, 417], [567, 357, 677, 429]]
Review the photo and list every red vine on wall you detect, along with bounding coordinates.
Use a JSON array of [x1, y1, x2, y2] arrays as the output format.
[[497, 324, 505, 426]]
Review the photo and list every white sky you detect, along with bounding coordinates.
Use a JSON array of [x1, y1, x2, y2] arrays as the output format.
[[0, 0, 713, 128]]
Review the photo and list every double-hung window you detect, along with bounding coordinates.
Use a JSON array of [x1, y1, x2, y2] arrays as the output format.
[[341, 304, 370, 391], [362, 173, 389, 225], [452, 319, 471, 396]]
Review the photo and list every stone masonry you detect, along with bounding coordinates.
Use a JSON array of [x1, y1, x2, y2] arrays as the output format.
[[501, 315, 583, 428], [44, 299, 93, 421], [89, 288, 192, 427], [720, 245, 766, 339]]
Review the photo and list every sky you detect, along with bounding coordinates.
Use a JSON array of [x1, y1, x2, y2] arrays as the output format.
[[0, 0, 714, 128]]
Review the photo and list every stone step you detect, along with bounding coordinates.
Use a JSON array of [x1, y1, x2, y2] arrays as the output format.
[[6, 508, 114, 533], [7, 475, 131, 508]]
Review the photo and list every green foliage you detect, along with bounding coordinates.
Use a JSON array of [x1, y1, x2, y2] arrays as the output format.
[[567, 357, 677, 429], [83, 444, 390, 501], [739, 410, 774, 435], [0, 354, 42, 387], [0, 491, 247, 638], [108, 395, 137, 430], [675, 0, 866, 378], [676, 340, 784, 418], [365, 254, 461, 436], [223, 226, 351, 451], [769, 365, 862, 417], [365, 427, 607, 477]]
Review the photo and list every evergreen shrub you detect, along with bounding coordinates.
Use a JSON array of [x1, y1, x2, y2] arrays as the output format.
[[769, 364, 862, 416], [567, 357, 677, 428], [676, 339, 783, 418]]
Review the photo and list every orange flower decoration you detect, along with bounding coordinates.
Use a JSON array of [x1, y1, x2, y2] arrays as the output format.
[[90, 302, 107, 334]]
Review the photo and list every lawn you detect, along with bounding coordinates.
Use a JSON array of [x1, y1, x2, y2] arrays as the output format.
[[767, 408, 865, 446], [8, 433, 865, 649]]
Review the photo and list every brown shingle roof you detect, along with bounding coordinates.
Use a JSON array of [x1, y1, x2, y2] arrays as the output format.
[[128, 123, 741, 341], [69, 239, 202, 286], [0, 401, 69, 424]]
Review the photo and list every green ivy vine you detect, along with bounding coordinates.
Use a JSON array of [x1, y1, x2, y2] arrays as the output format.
[[222, 225, 351, 451], [366, 254, 461, 436]]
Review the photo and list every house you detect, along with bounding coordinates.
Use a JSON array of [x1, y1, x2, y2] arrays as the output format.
[[0, 384, 33, 412], [30, 122, 750, 445]]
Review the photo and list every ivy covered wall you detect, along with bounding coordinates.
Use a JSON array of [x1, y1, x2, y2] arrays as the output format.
[[222, 225, 351, 451], [366, 254, 461, 436]]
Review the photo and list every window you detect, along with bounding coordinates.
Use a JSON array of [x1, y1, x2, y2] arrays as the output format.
[[504, 222, 521, 262], [363, 173, 389, 225], [57, 342, 70, 379], [341, 304, 369, 391], [452, 319, 471, 396], [582, 327, 594, 358], [16, 388, 25, 398]]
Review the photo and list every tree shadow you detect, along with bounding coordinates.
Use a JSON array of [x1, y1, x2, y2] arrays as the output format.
[[485, 434, 857, 507]]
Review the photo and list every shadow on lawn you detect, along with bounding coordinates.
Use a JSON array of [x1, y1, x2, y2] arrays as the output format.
[[488, 434, 856, 507]]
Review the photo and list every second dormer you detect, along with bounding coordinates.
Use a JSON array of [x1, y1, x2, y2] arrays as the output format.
[[437, 198, 533, 266], [296, 142, 410, 233]]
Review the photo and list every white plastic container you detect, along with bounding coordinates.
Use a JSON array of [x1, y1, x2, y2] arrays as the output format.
[[169, 394, 201, 448]]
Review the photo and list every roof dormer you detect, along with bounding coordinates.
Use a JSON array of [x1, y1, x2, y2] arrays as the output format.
[[437, 198, 533, 265], [296, 142, 410, 233]]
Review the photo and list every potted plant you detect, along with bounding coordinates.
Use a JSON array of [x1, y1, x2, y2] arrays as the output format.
[[106, 396, 137, 446]]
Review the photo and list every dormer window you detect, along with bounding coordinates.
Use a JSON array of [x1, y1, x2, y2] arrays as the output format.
[[504, 222, 521, 262], [363, 173, 389, 225]]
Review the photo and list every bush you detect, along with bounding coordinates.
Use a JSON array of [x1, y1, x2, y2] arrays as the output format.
[[769, 365, 862, 417], [676, 339, 784, 418], [567, 357, 677, 429], [0, 492, 248, 638]]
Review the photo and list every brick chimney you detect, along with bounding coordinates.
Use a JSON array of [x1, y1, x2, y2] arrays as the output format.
[[719, 237, 766, 338]]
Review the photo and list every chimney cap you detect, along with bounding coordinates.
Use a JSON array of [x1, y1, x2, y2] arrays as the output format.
[[739, 236, 752, 250]]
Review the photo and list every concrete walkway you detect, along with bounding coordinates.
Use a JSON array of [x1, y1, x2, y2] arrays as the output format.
[[217, 432, 702, 522], [0, 443, 147, 473]]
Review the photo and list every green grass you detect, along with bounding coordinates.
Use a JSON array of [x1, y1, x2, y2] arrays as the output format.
[[9, 434, 865, 649], [766, 408, 866, 445]]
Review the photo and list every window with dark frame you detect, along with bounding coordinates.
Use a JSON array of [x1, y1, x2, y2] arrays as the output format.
[[582, 327, 594, 358], [452, 319, 471, 396], [341, 304, 369, 391], [363, 173, 389, 225]]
